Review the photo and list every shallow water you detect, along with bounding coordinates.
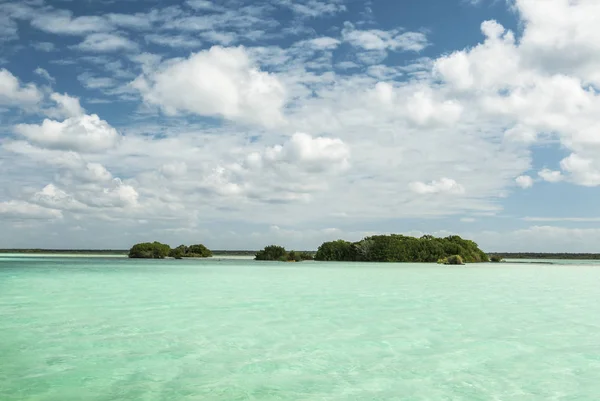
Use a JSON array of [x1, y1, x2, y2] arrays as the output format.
[[1, 256, 599, 400]]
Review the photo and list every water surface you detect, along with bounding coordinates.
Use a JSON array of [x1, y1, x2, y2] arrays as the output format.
[[1, 256, 599, 400]]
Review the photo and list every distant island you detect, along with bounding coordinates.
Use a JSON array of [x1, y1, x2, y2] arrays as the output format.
[[254, 245, 314, 262], [312, 234, 488, 263], [252, 234, 485, 264], [128, 242, 212, 259]]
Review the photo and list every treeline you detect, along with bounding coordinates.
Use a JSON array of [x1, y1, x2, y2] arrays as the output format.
[[128, 242, 212, 259], [0, 249, 128, 255], [489, 253, 600, 260], [255, 245, 314, 262], [314, 234, 488, 263]]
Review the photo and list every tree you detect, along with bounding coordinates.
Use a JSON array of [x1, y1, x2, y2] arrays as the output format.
[[254, 246, 312, 262], [168, 244, 212, 258], [187, 244, 212, 258], [129, 242, 171, 259], [255, 245, 288, 261], [315, 240, 355, 261]]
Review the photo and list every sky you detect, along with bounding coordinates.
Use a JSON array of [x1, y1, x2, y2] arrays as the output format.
[[1, 0, 600, 252]]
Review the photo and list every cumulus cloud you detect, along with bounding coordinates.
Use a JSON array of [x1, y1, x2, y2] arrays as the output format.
[[33, 184, 88, 212], [538, 168, 563, 183], [409, 178, 465, 195], [132, 46, 286, 127], [0, 69, 43, 106], [48, 93, 85, 119], [405, 89, 462, 126], [90, 179, 139, 208], [560, 153, 600, 186], [515, 175, 533, 188], [14, 114, 121, 153], [253, 133, 350, 173], [516, 0, 600, 85]]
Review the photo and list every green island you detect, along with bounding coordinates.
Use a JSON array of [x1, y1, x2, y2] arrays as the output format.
[[313, 234, 488, 263], [128, 242, 212, 259], [254, 245, 314, 262]]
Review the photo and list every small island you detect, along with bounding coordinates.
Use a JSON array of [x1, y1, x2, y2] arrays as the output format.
[[254, 245, 314, 262], [128, 242, 212, 259], [313, 234, 488, 263]]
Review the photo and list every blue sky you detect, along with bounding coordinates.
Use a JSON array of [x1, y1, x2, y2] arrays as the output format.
[[1, 0, 600, 252]]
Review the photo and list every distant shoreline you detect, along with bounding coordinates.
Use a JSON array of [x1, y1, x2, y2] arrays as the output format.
[[0, 249, 259, 257], [489, 253, 600, 260], [4, 250, 600, 260]]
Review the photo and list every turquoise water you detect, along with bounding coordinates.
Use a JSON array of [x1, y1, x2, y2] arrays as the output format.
[[1, 256, 599, 400]]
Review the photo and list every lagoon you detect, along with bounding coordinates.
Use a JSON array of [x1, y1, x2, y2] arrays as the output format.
[[1, 255, 599, 400]]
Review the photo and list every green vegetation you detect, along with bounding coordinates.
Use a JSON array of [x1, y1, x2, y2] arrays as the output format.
[[490, 255, 504, 263], [255, 245, 314, 262], [438, 255, 465, 265], [169, 244, 212, 259], [128, 242, 172, 259], [315, 234, 488, 263], [128, 242, 212, 259]]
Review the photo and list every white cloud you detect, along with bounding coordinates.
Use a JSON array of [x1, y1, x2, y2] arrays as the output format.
[[32, 184, 88, 212], [75, 33, 138, 52], [49, 93, 85, 118], [251, 132, 350, 173], [516, 0, 600, 85], [106, 13, 153, 30], [515, 175, 533, 188], [538, 168, 563, 183], [405, 89, 463, 126], [77, 74, 117, 90], [283, 0, 347, 18], [160, 162, 188, 178], [14, 114, 121, 153], [0, 200, 62, 220], [560, 153, 600, 186], [305, 37, 341, 50], [343, 23, 428, 52], [91, 179, 139, 208], [409, 178, 465, 195], [132, 46, 286, 127], [0, 69, 43, 106], [145, 34, 202, 48], [34, 67, 55, 83], [31, 11, 111, 35], [186, 0, 221, 10], [434, 20, 520, 92]]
